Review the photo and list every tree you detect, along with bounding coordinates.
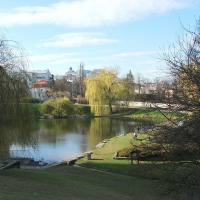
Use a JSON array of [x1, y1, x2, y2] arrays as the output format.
[[135, 72, 143, 94], [76, 62, 86, 98], [0, 33, 37, 152], [147, 19, 200, 199], [48, 78, 71, 99], [118, 70, 135, 106], [85, 67, 119, 116]]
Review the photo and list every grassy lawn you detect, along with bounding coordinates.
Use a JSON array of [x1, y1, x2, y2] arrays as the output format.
[[1, 127, 198, 199], [123, 108, 186, 123], [76, 133, 155, 176], [76, 130, 200, 199], [0, 165, 163, 200]]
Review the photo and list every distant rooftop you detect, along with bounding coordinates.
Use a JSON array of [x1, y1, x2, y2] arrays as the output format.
[[29, 69, 50, 73], [68, 67, 75, 72]]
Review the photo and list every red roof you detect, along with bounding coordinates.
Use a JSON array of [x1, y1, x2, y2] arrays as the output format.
[[33, 80, 48, 88]]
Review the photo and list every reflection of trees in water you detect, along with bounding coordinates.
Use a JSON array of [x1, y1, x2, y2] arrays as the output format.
[[87, 117, 153, 149], [87, 118, 131, 149], [38, 118, 92, 144], [42, 119, 79, 134], [0, 107, 39, 159]]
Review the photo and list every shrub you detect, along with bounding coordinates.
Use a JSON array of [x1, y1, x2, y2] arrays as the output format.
[[117, 144, 163, 160], [40, 101, 55, 116], [81, 106, 92, 115], [74, 106, 83, 114], [31, 103, 42, 117], [52, 98, 74, 117], [20, 97, 40, 103]]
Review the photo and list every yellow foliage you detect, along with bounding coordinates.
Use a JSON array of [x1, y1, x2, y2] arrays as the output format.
[[180, 64, 200, 102], [85, 68, 119, 116]]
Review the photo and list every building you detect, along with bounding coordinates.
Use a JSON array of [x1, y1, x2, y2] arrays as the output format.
[[26, 72, 37, 89], [28, 69, 52, 82], [27, 69, 52, 101], [85, 69, 100, 77], [31, 80, 50, 102], [135, 83, 157, 94], [63, 67, 77, 82]]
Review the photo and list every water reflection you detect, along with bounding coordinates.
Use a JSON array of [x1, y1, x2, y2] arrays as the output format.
[[9, 117, 149, 162], [0, 118, 39, 160]]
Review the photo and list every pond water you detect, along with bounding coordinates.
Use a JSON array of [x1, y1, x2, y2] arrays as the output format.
[[10, 117, 146, 163]]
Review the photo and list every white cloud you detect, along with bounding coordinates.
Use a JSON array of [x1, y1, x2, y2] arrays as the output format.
[[97, 51, 156, 61], [0, 0, 195, 27], [50, 50, 156, 64], [50, 57, 92, 65], [113, 51, 156, 57], [133, 60, 159, 65], [38, 32, 119, 47], [29, 52, 80, 61]]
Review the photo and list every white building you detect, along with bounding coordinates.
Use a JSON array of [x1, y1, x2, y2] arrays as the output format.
[[27, 69, 52, 101], [28, 69, 52, 82], [86, 69, 100, 77], [31, 80, 49, 102], [26, 72, 37, 89], [63, 67, 77, 82]]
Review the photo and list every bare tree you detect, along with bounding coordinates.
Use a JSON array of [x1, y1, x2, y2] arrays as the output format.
[[135, 72, 143, 94], [76, 62, 86, 98], [119, 70, 135, 106], [145, 19, 200, 199]]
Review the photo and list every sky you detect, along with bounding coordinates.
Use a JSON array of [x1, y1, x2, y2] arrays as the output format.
[[0, 0, 199, 79]]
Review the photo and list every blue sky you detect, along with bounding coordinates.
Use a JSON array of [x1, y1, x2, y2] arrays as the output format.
[[0, 0, 199, 79]]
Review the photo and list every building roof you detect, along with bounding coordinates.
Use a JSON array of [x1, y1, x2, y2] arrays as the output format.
[[32, 80, 48, 88], [29, 69, 50, 74], [68, 67, 75, 72]]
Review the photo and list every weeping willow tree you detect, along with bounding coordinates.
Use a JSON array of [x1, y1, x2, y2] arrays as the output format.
[[85, 67, 119, 116], [0, 33, 37, 157]]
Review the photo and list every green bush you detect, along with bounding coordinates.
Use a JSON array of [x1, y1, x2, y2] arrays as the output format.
[[74, 106, 83, 114], [20, 97, 40, 103], [81, 106, 91, 115], [40, 101, 55, 116], [31, 103, 42, 117], [52, 98, 74, 117], [20, 103, 42, 118], [41, 97, 77, 117]]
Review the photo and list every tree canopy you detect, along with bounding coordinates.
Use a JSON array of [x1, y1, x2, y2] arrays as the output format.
[[0, 33, 37, 151], [85, 68, 119, 116], [118, 70, 135, 106]]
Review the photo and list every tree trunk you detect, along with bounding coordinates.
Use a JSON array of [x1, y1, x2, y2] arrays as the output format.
[[108, 102, 112, 114]]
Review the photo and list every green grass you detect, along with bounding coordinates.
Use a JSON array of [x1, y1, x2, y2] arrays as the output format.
[[0, 165, 163, 200], [76, 132, 199, 183], [123, 108, 186, 123], [76, 133, 151, 175]]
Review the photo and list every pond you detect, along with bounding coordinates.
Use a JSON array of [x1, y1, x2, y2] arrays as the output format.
[[9, 117, 148, 163]]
